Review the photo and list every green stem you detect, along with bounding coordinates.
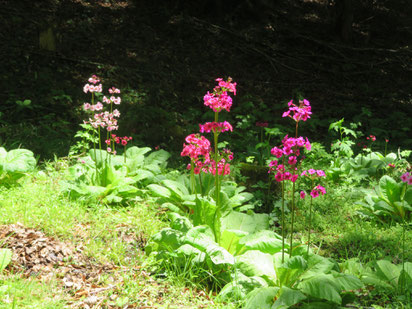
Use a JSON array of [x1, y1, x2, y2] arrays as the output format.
[[290, 181, 295, 258], [190, 160, 196, 197], [401, 221, 406, 293], [281, 178, 285, 263], [124, 146, 126, 163], [214, 112, 220, 208], [307, 194, 313, 256], [199, 172, 204, 197]]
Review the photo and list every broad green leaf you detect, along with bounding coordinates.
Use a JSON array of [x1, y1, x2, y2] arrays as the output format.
[[162, 179, 189, 197], [299, 254, 336, 280], [147, 184, 171, 199], [220, 229, 246, 255], [88, 149, 110, 167], [175, 244, 205, 264], [379, 176, 401, 203], [2, 149, 36, 173], [272, 286, 306, 309], [275, 256, 306, 287], [375, 260, 400, 286], [192, 198, 219, 237], [238, 230, 283, 255], [330, 272, 364, 291], [221, 211, 269, 234], [145, 228, 183, 255], [145, 149, 170, 166], [219, 271, 268, 301], [0, 249, 12, 271], [236, 250, 277, 279], [168, 212, 193, 232], [244, 287, 279, 309], [126, 146, 151, 158], [298, 274, 341, 304], [183, 226, 234, 265]]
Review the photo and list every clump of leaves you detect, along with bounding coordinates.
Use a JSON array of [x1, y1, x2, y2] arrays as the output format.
[[0, 147, 36, 187]]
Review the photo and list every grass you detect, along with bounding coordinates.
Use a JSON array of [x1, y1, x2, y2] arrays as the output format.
[[0, 162, 232, 308]]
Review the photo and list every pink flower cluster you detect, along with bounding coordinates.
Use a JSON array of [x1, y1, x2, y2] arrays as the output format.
[[270, 136, 311, 159], [106, 134, 132, 147], [282, 99, 312, 122], [300, 185, 326, 199], [181, 134, 212, 163], [401, 172, 412, 185], [181, 134, 234, 175], [203, 77, 237, 113], [199, 121, 233, 134], [301, 169, 326, 178], [366, 135, 376, 142], [269, 136, 312, 183], [310, 185, 326, 198]]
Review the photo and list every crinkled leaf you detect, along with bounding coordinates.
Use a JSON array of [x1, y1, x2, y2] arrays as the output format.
[[298, 274, 341, 304], [220, 229, 246, 255], [168, 212, 193, 232], [1, 149, 36, 173], [145, 228, 183, 255], [221, 211, 269, 234], [379, 176, 401, 203], [219, 271, 268, 301], [236, 250, 277, 280], [375, 260, 400, 286], [272, 286, 306, 309], [175, 244, 206, 264], [147, 184, 171, 199], [238, 230, 283, 255], [330, 272, 364, 291], [183, 226, 234, 265], [244, 287, 279, 309]]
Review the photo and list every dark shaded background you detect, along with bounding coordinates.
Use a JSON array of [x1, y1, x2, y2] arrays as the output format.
[[1, 0, 411, 161]]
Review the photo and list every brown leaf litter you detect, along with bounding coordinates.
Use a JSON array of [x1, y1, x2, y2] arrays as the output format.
[[0, 223, 116, 307]]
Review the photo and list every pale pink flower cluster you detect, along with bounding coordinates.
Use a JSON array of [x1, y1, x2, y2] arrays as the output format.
[[401, 172, 412, 185], [83, 102, 104, 111], [282, 99, 312, 122], [108, 87, 121, 94], [203, 77, 237, 113], [82, 75, 122, 133], [199, 121, 233, 134], [84, 74, 102, 93], [88, 111, 119, 131], [103, 95, 121, 105]]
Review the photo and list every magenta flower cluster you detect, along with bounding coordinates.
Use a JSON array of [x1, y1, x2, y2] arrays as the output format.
[[269, 99, 327, 199], [182, 77, 236, 176], [199, 121, 233, 134], [401, 172, 412, 185], [181, 134, 233, 175], [282, 99, 312, 122], [269, 135, 312, 183], [203, 77, 237, 112]]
